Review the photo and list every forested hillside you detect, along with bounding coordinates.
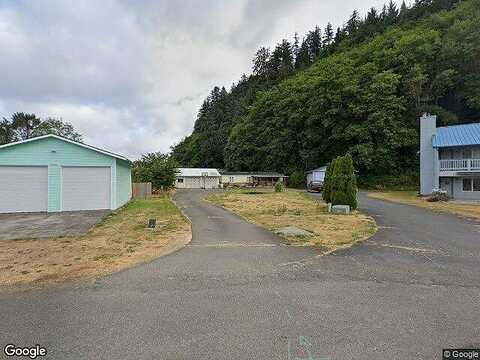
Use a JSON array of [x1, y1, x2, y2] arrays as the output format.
[[172, 0, 480, 185]]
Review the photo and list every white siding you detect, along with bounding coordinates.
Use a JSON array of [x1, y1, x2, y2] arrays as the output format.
[[176, 176, 220, 189], [221, 174, 250, 184], [0, 166, 48, 213], [61, 167, 111, 211], [452, 177, 480, 200], [307, 170, 326, 184]]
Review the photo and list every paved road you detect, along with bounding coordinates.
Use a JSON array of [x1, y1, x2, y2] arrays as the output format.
[[1, 190, 479, 359]]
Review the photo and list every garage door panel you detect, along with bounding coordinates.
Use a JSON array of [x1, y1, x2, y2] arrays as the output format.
[[0, 166, 48, 213], [62, 167, 111, 211]]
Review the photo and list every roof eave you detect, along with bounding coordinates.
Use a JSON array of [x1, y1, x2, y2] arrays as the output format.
[[0, 134, 129, 161]]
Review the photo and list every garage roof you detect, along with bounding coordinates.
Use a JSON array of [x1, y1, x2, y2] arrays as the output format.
[[0, 134, 130, 161], [220, 171, 286, 177], [177, 168, 221, 177], [306, 166, 327, 174]]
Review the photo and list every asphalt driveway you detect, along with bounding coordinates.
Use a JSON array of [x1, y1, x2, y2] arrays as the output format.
[[0, 190, 479, 359], [0, 210, 110, 240]]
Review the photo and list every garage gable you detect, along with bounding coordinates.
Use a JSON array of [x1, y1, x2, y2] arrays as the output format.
[[0, 135, 124, 167]]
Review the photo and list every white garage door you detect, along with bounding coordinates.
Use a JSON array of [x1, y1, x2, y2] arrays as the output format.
[[181, 177, 219, 189], [62, 167, 111, 211], [0, 166, 48, 213]]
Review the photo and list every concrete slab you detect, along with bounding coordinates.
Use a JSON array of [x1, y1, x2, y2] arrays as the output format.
[[0, 210, 110, 241], [332, 205, 350, 214]]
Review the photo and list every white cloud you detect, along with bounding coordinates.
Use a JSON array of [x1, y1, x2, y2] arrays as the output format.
[[0, 0, 404, 159]]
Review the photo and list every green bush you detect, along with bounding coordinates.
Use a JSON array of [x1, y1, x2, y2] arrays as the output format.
[[288, 171, 302, 188], [274, 181, 284, 192], [329, 154, 358, 209], [357, 173, 419, 190], [322, 159, 336, 203], [132, 152, 178, 190]]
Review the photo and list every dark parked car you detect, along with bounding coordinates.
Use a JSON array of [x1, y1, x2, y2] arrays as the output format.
[[307, 181, 323, 192]]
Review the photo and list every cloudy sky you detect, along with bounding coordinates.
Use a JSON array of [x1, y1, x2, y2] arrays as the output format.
[[0, 0, 404, 159]]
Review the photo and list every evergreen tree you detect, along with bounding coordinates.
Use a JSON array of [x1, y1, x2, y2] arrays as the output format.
[[271, 39, 294, 78], [293, 32, 300, 60], [387, 0, 399, 24], [333, 27, 347, 49], [252, 47, 271, 78], [307, 26, 322, 60], [322, 160, 336, 203], [323, 22, 334, 48], [381, 4, 388, 22], [174, 0, 478, 186], [295, 39, 311, 69], [330, 154, 358, 210], [365, 7, 379, 26], [399, 1, 408, 21], [346, 10, 360, 35]]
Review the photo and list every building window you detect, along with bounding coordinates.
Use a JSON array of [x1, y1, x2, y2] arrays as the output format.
[[439, 150, 452, 160], [177, 178, 184, 183], [229, 176, 234, 182], [463, 149, 473, 159], [463, 178, 472, 191], [474, 178, 480, 192]]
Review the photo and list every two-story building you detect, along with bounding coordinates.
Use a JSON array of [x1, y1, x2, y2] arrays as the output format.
[[420, 114, 480, 200]]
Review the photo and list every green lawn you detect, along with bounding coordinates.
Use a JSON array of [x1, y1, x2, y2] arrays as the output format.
[[0, 194, 191, 288], [206, 188, 376, 253]]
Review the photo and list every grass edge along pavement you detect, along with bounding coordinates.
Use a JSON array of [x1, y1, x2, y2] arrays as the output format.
[[206, 188, 377, 254], [0, 193, 192, 291], [367, 190, 480, 221]]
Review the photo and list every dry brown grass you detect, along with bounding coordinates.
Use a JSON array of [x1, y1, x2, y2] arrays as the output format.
[[206, 189, 376, 253], [368, 190, 480, 220], [0, 195, 191, 289]]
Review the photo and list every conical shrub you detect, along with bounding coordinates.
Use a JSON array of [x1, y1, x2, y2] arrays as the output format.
[[322, 159, 336, 203], [330, 154, 358, 210]]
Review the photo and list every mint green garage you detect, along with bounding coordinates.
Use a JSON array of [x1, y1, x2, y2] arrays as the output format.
[[0, 135, 132, 213]]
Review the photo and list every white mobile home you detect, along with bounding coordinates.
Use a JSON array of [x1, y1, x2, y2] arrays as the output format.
[[306, 166, 327, 185], [175, 168, 221, 189], [220, 171, 287, 187]]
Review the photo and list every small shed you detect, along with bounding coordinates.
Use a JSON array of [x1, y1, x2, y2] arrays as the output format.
[[306, 166, 327, 185], [0, 134, 131, 213], [175, 168, 221, 189]]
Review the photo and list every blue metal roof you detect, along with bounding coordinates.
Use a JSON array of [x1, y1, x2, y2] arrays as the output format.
[[432, 123, 480, 148]]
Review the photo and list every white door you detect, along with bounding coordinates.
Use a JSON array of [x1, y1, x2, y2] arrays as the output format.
[[0, 166, 48, 213], [62, 167, 111, 211]]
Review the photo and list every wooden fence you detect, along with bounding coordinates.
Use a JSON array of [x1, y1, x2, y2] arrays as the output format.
[[132, 182, 152, 199]]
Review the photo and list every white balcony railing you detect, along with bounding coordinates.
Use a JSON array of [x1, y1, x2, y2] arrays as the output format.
[[439, 159, 480, 171]]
